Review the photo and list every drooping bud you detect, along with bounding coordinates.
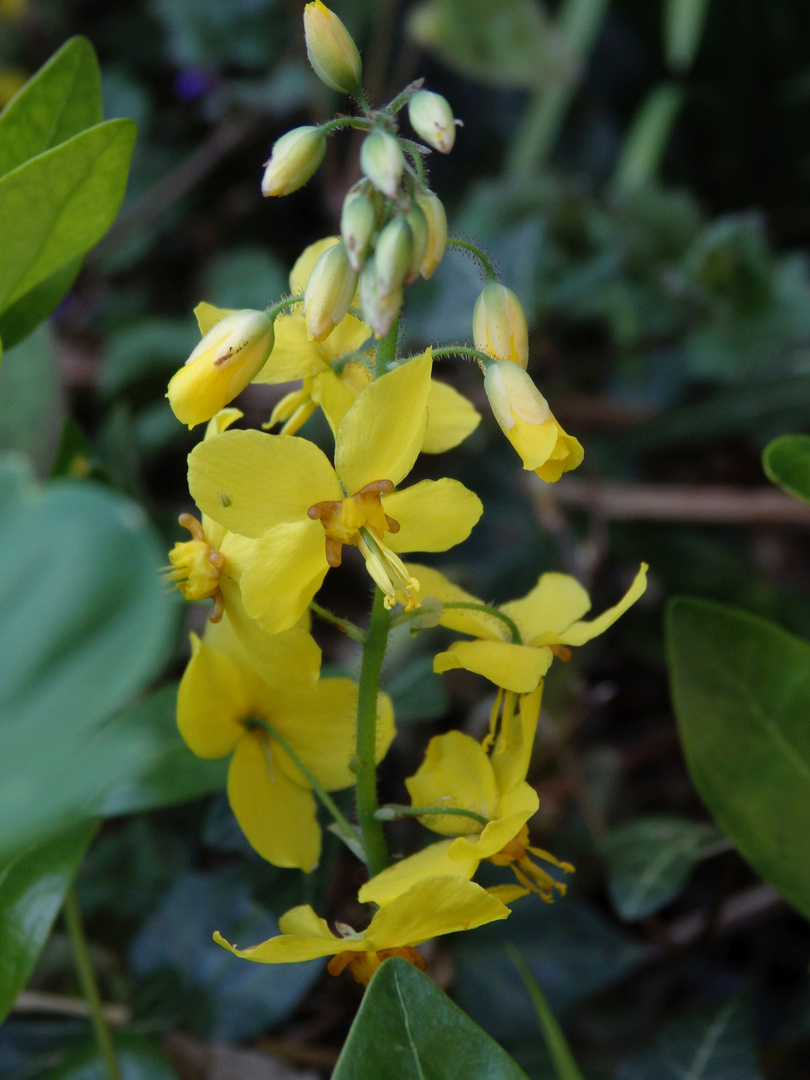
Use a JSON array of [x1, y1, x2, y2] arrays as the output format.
[[359, 254, 403, 339], [303, 0, 362, 95], [341, 192, 376, 272], [415, 191, 447, 279], [404, 201, 428, 284], [484, 360, 583, 483], [473, 281, 529, 369], [360, 130, 404, 199], [375, 215, 413, 297], [167, 309, 275, 429], [408, 90, 458, 154], [261, 126, 327, 197], [303, 240, 358, 342]]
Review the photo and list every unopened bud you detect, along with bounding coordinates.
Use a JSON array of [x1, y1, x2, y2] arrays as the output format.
[[415, 191, 447, 279], [341, 192, 376, 272], [408, 90, 458, 154], [303, 0, 362, 94], [303, 240, 358, 342], [261, 126, 326, 197], [404, 202, 428, 284], [484, 360, 583, 482], [360, 254, 403, 339], [167, 310, 274, 429], [473, 281, 529, 368], [360, 130, 404, 199], [375, 215, 413, 296]]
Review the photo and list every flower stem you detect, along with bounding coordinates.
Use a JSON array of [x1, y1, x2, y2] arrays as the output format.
[[266, 293, 304, 321], [355, 586, 391, 877], [374, 316, 399, 378], [430, 344, 494, 373], [446, 237, 497, 280], [64, 886, 122, 1080], [320, 115, 374, 135], [443, 600, 523, 644], [309, 600, 366, 644], [376, 804, 489, 828]]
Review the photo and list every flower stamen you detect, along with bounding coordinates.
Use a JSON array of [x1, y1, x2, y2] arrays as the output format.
[[165, 513, 226, 621]]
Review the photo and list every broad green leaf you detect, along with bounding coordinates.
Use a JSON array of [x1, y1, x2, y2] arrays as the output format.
[[0, 37, 101, 179], [667, 597, 810, 920], [664, 0, 711, 73], [616, 997, 762, 1080], [95, 684, 227, 817], [763, 434, 810, 504], [0, 118, 136, 313], [49, 1032, 178, 1079], [600, 815, 722, 921], [0, 820, 98, 1024], [333, 958, 530, 1080], [0, 258, 82, 351], [0, 325, 64, 475], [614, 85, 684, 193], [0, 474, 173, 858]]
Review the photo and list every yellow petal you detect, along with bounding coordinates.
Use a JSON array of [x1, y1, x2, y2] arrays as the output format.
[[404, 563, 506, 641], [422, 379, 481, 454], [366, 876, 510, 949], [321, 313, 372, 360], [240, 519, 330, 635], [434, 639, 553, 694], [492, 685, 543, 793], [465, 782, 539, 860], [556, 564, 647, 647], [194, 301, 235, 336], [214, 906, 344, 963], [501, 573, 591, 644], [227, 730, 321, 871], [358, 839, 476, 906], [177, 633, 249, 758], [204, 407, 243, 440], [406, 731, 497, 835], [310, 368, 358, 435], [289, 237, 340, 293], [189, 430, 341, 538], [335, 350, 432, 493], [279, 905, 339, 939], [222, 587, 322, 684], [251, 314, 328, 384], [383, 479, 483, 554], [487, 884, 530, 904]]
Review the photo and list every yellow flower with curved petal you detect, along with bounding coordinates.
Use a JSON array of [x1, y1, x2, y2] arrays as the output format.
[[178, 616, 393, 872], [407, 561, 648, 694], [188, 351, 484, 634], [214, 875, 510, 986]]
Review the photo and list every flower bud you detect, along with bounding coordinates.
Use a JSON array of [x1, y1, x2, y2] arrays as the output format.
[[303, 240, 358, 342], [415, 191, 447, 279], [341, 192, 376, 272], [473, 281, 529, 368], [408, 90, 458, 154], [375, 215, 413, 297], [304, 0, 362, 94], [360, 130, 404, 199], [261, 126, 326, 197], [484, 360, 583, 482], [167, 309, 274, 429], [360, 254, 403, 339], [404, 202, 428, 284]]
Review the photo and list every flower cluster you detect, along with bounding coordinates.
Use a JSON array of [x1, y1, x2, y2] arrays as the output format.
[[163, 2, 647, 988]]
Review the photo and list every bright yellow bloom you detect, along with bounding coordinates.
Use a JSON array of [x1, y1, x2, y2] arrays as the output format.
[[484, 359, 583, 482], [214, 875, 510, 986], [178, 616, 393, 872], [407, 561, 648, 694], [188, 351, 483, 634], [473, 282, 529, 368]]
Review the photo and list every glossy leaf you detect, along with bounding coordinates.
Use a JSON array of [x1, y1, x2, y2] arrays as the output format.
[[0, 118, 136, 313], [762, 433, 810, 504], [333, 958, 530, 1080], [667, 597, 810, 920], [0, 820, 98, 1024], [0, 326, 64, 475], [600, 815, 722, 921], [0, 258, 83, 351]]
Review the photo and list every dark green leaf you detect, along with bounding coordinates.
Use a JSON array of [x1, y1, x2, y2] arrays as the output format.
[[51, 416, 94, 480], [0, 37, 101, 179], [600, 815, 722, 921], [667, 597, 810, 920], [763, 433, 810, 503], [333, 958, 530, 1080], [49, 1032, 178, 1079], [0, 258, 82, 351], [664, 0, 711, 73], [385, 655, 450, 723], [0, 820, 98, 1024], [0, 119, 137, 313], [0, 325, 64, 475]]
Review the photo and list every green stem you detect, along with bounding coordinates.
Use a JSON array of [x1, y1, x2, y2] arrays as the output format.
[[331, 349, 374, 376], [353, 86, 373, 116], [320, 115, 374, 135], [64, 886, 122, 1080], [374, 315, 399, 377], [309, 600, 366, 644], [430, 344, 494, 372], [387, 79, 425, 115], [247, 718, 363, 849], [355, 586, 391, 877], [443, 601, 523, 644], [266, 293, 304, 321], [376, 804, 490, 828], [446, 237, 497, 280]]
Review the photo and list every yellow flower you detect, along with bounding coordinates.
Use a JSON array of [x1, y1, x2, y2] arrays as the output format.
[[178, 615, 393, 872], [484, 359, 583, 482], [473, 282, 529, 368], [408, 561, 648, 693], [303, 0, 362, 95], [188, 351, 483, 634], [214, 875, 510, 986]]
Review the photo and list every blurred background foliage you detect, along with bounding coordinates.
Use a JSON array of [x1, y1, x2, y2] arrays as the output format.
[[2, 0, 810, 1077]]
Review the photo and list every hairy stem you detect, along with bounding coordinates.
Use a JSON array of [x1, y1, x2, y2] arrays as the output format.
[[376, 804, 489, 828], [443, 600, 523, 644], [309, 600, 366, 644], [374, 315, 399, 377], [446, 237, 497, 280]]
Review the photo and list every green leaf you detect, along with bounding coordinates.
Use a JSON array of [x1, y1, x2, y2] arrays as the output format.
[[507, 946, 585, 1080], [0, 118, 137, 313], [0, 474, 174, 858], [663, 0, 711, 73], [0, 325, 64, 475], [600, 815, 723, 921], [0, 258, 82, 351], [95, 684, 227, 817], [0, 37, 102, 179], [763, 434, 810, 503], [667, 597, 810, 920], [0, 819, 98, 1024], [332, 958, 530, 1080], [51, 416, 94, 479], [49, 1032, 178, 1079], [613, 84, 684, 193], [384, 655, 450, 723]]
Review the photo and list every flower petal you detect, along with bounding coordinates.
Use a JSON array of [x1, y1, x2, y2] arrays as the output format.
[[556, 564, 647, 647], [464, 782, 539, 859], [422, 378, 481, 454], [194, 301, 235, 336], [240, 519, 329, 635], [289, 237, 340, 293], [310, 368, 358, 435], [267, 677, 360, 791], [177, 633, 250, 758], [222, 584, 322, 684], [434, 639, 553, 694], [214, 906, 344, 963], [358, 839, 477, 906], [491, 685, 543, 794], [405, 563, 506, 641], [322, 313, 371, 360], [251, 314, 328, 384], [501, 573, 591, 644], [366, 876, 510, 949], [383, 479, 483, 554], [406, 730, 497, 835]]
